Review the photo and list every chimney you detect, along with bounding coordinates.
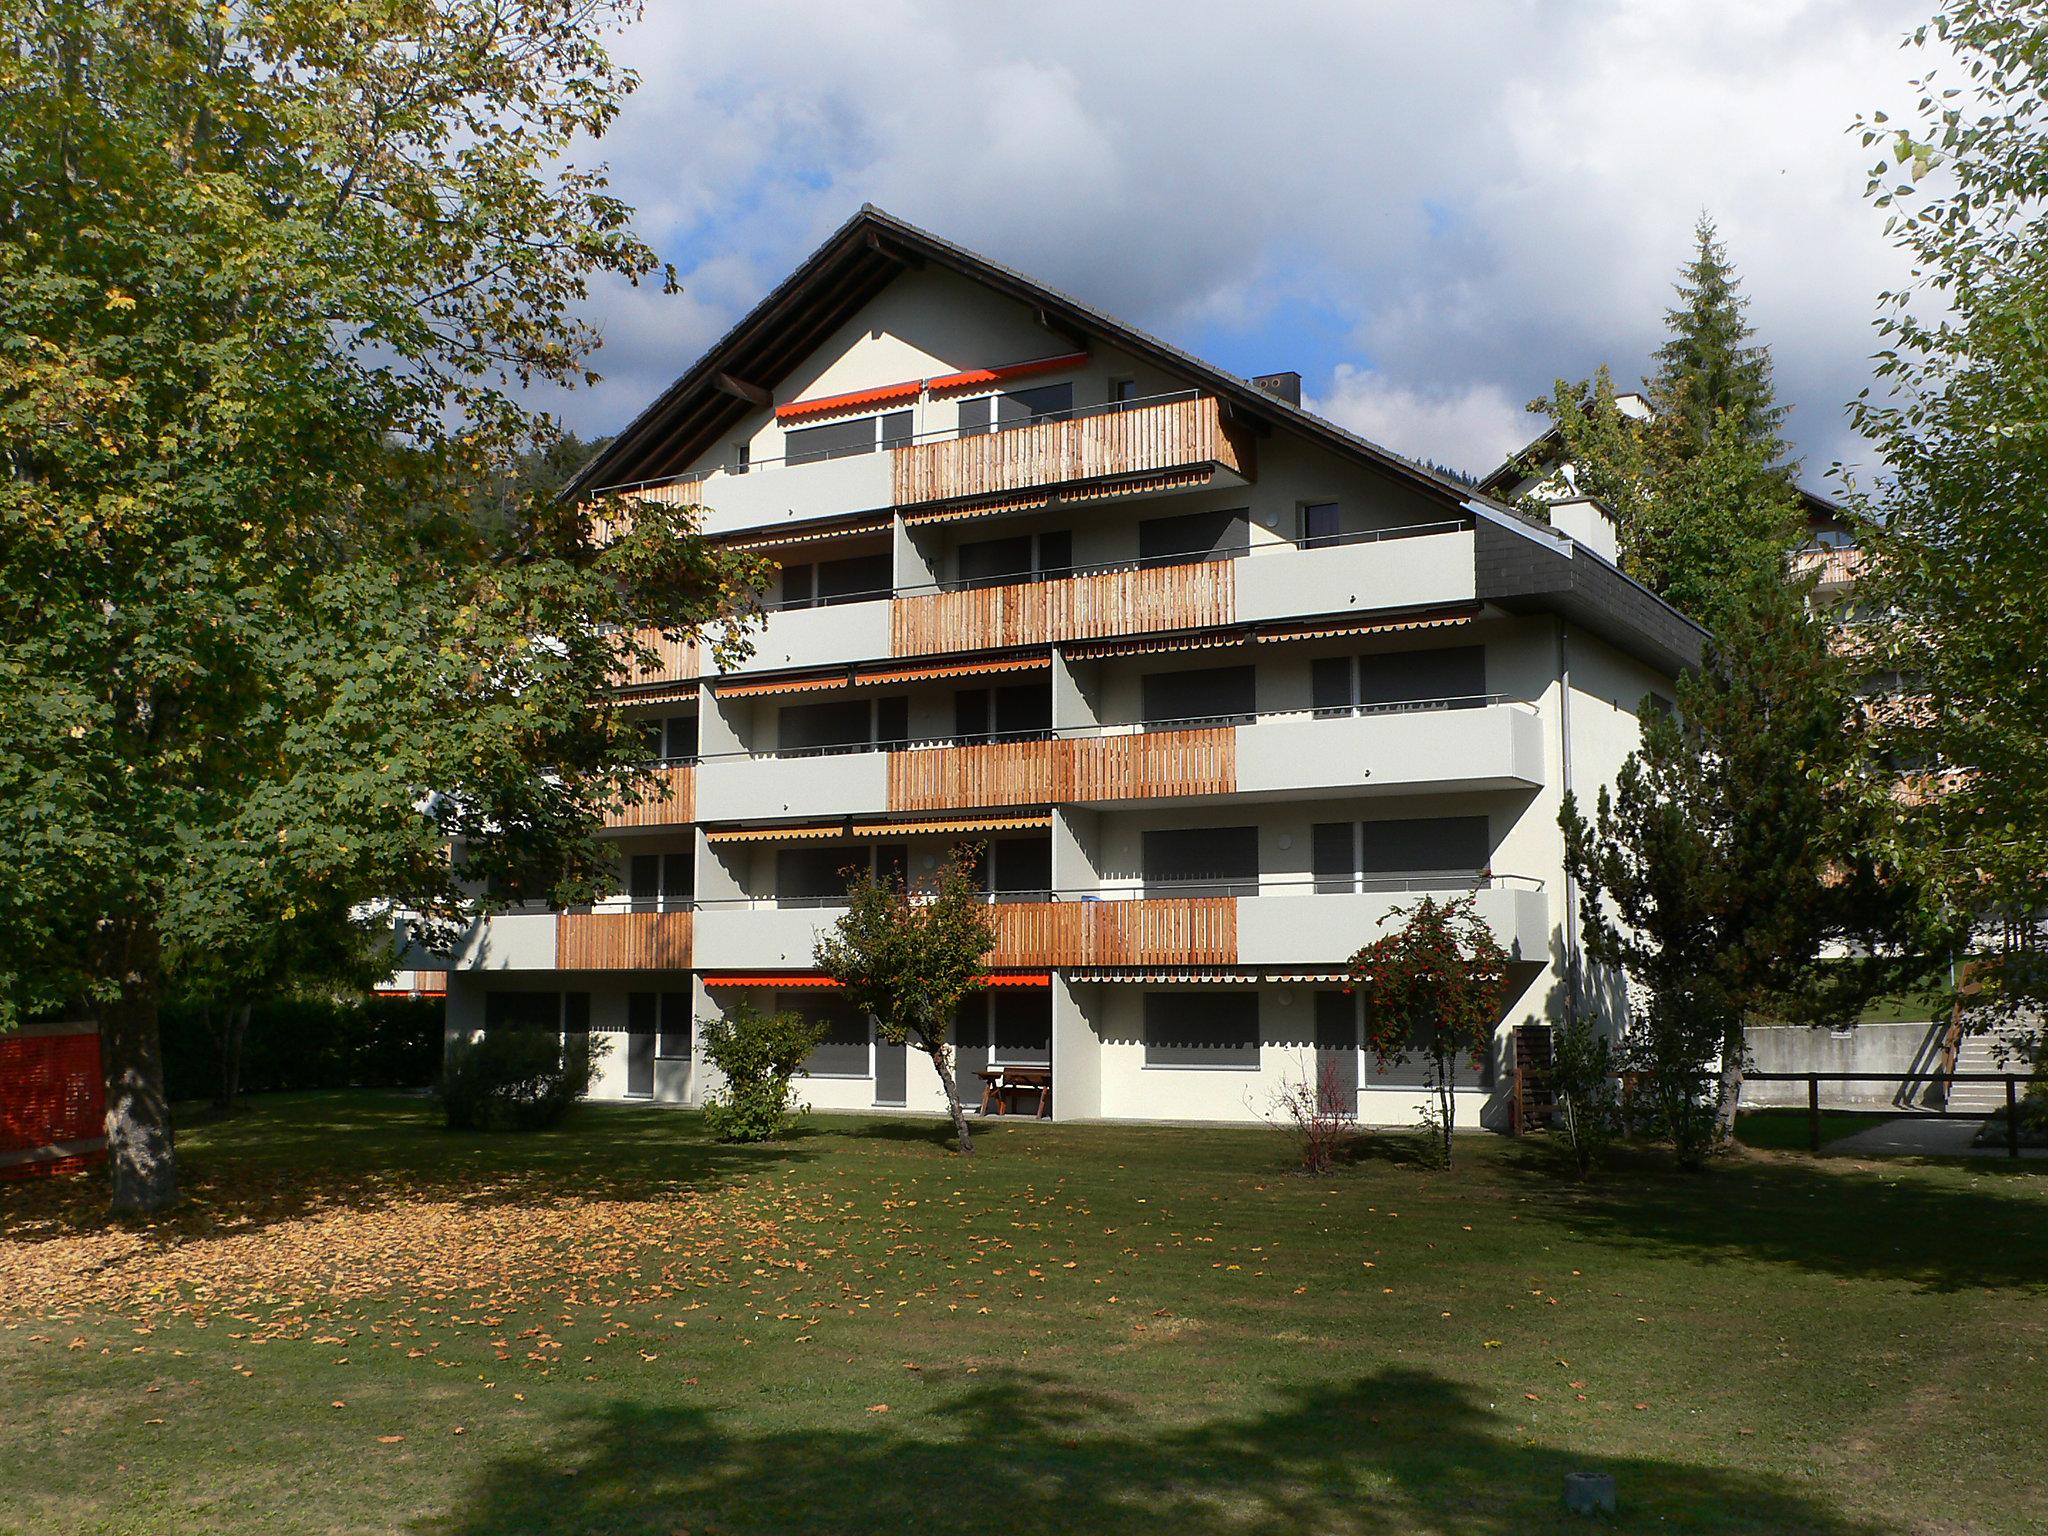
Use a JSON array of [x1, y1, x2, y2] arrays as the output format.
[[1252, 371, 1301, 408]]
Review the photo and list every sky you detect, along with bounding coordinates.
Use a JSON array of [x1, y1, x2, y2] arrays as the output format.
[[539, 0, 1938, 486]]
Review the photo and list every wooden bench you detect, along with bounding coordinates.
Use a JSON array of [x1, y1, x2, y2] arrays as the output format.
[[976, 1065, 1052, 1119]]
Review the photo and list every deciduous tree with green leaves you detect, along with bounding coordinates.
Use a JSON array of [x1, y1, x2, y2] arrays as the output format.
[[1850, 0, 2048, 1028], [814, 848, 997, 1156], [0, 1, 764, 1213], [1347, 894, 1511, 1169]]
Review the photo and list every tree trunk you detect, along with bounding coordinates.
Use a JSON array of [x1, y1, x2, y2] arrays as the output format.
[[1437, 1052, 1456, 1168], [1715, 1049, 1744, 1144], [212, 1000, 251, 1114], [925, 1040, 974, 1156], [98, 919, 177, 1215]]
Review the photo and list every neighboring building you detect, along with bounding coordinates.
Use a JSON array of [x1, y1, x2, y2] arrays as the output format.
[[427, 206, 1703, 1129]]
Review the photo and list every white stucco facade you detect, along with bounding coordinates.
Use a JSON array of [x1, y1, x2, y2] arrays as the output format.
[[438, 210, 1702, 1133]]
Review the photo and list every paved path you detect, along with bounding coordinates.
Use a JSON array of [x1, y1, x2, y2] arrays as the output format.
[[1826, 1115, 2048, 1159]]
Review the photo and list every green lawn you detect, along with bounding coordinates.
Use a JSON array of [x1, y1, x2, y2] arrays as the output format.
[[1732, 1107, 1899, 1151], [4, 1093, 2045, 1536]]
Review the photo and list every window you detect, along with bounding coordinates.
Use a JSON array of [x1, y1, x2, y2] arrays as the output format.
[[1312, 822, 1357, 894], [484, 991, 566, 1032], [1311, 657, 1353, 718], [879, 410, 913, 451], [1039, 529, 1073, 575], [1142, 825, 1258, 896], [784, 415, 879, 464], [991, 992, 1051, 1065], [733, 442, 750, 476], [1140, 665, 1255, 727], [783, 551, 891, 609], [874, 694, 910, 748], [1108, 377, 1139, 409], [988, 837, 1052, 899], [664, 714, 699, 761], [1144, 991, 1259, 1069], [1358, 816, 1490, 880], [778, 698, 872, 754], [957, 383, 1075, 436], [627, 852, 691, 911], [954, 683, 1049, 743], [1302, 502, 1341, 549], [1355, 645, 1486, 710], [1312, 817, 1491, 891], [958, 534, 1034, 588], [1365, 1011, 1493, 1088], [1138, 508, 1248, 568], [776, 844, 902, 905], [788, 994, 870, 1077], [658, 991, 691, 1059]]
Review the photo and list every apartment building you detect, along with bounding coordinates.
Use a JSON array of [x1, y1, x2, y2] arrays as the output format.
[[429, 206, 1704, 1129]]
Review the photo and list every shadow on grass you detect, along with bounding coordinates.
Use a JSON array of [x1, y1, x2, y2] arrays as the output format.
[[0, 1090, 817, 1245], [434, 1366, 1881, 1536], [1501, 1136, 2048, 1295]]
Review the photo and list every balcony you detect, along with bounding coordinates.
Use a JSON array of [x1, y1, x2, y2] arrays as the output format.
[[891, 393, 1254, 511], [1235, 877, 1550, 966], [884, 727, 1236, 812], [890, 558, 1236, 658], [618, 626, 701, 688], [1790, 545, 1866, 588], [695, 895, 1234, 972], [604, 762, 697, 829], [556, 910, 694, 970], [1233, 701, 1544, 798]]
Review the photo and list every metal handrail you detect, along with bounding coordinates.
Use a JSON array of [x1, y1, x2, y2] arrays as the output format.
[[591, 388, 1205, 494], [691, 872, 1543, 911], [684, 693, 1535, 765], [738, 517, 1471, 615]]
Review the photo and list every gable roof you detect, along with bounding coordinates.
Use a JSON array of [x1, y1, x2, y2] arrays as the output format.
[[572, 205, 1484, 512]]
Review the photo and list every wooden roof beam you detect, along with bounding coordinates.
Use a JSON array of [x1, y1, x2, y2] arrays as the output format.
[[714, 372, 771, 408]]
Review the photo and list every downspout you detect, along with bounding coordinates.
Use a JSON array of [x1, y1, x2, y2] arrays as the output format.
[[1556, 618, 1582, 1026]]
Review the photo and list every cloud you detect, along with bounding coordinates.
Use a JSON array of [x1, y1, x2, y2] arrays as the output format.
[[533, 0, 1938, 483], [1309, 366, 1533, 477]]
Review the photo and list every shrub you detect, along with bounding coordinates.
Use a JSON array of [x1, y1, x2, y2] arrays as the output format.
[[699, 1004, 829, 1143], [1550, 1014, 1618, 1177], [161, 994, 442, 1102], [1265, 1059, 1357, 1175], [441, 1029, 602, 1132]]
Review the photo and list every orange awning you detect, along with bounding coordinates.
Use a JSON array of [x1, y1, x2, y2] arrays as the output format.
[[1061, 468, 1214, 502], [1255, 605, 1482, 645], [854, 654, 1050, 687], [716, 513, 893, 553], [714, 653, 1051, 700], [704, 972, 1051, 989], [702, 823, 846, 845], [848, 813, 1052, 837], [926, 352, 1089, 393], [1065, 629, 1250, 661], [901, 492, 1051, 525], [776, 380, 921, 422]]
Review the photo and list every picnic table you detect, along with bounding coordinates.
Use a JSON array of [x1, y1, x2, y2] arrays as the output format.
[[976, 1065, 1051, 1119]]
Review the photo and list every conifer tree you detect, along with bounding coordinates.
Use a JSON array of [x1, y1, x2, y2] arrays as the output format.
[[1651, 216, 1792, 465]]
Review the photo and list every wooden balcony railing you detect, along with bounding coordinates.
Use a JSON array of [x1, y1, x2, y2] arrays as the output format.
[[557, 911, 693, 970], [885, 727, 1235, 812], [604, 762, 696, 829], [890, 560, 1235, 657], [618, 626, 700, 686], [891, 394, 1254, 508], [1790, 546, 1867, 586], [991, 898, 1236, 968]]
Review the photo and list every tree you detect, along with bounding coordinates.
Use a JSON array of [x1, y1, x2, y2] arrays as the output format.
[[698, 1003, 831, 1144], [1347, 894, 1511, 1168], [814, 848, 997, 1155], [1561, 577, 1946, 1162], [1849, 0, 2048, 1030], [0, 2, 764, 1213], [1653, 216, 1792, 463], [1518, 223, 1805, 628]]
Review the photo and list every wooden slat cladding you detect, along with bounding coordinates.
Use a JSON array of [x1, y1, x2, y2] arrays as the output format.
[[890, 561, 1235, 658], [557, 911, 693, 970], [886, 728, 1234, 812], [620, 626, 701, 685], [890, 394, 1251, 508], [604, 763, 696, 829], [1057, 728, 1234, 802], [991, 899, 1236, 968]]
